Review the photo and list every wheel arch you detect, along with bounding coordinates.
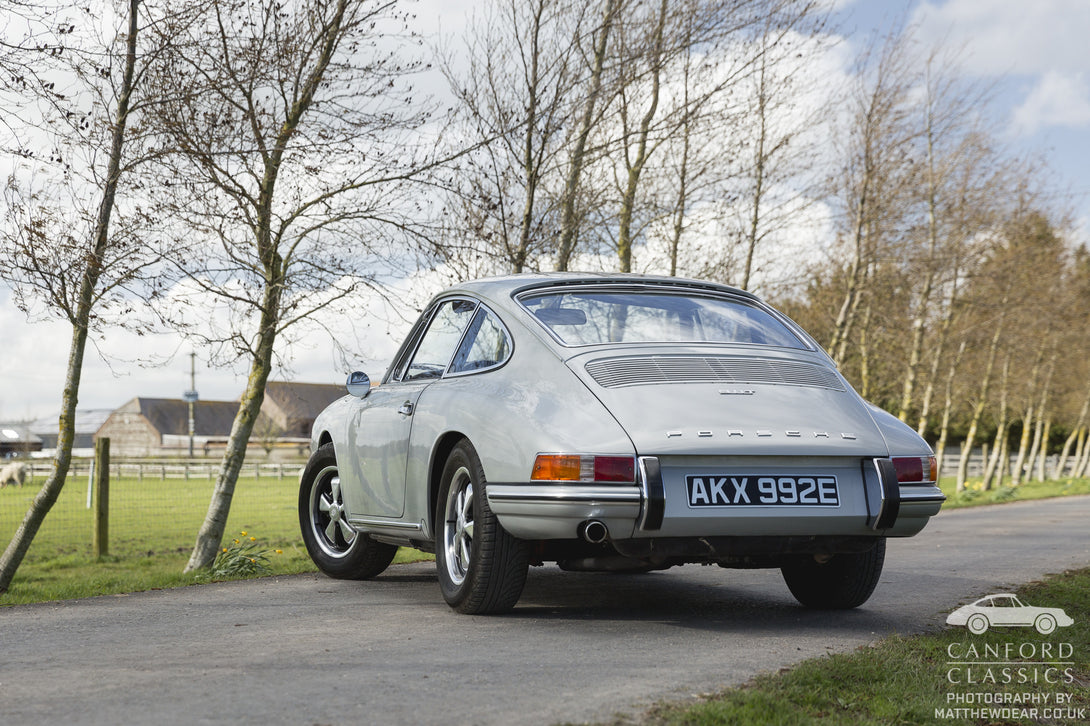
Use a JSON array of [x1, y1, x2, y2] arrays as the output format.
[[428, 431, 470, 533]]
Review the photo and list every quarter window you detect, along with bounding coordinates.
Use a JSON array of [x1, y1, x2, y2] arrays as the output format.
[[449, 309, 512, 374], [403, 299, 478, 380]]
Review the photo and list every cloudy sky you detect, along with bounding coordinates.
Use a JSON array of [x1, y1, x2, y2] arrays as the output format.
[[2, 0, 1088, 422]]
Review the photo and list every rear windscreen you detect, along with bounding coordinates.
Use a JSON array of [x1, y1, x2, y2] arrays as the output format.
[[519, 290, 807, 349]]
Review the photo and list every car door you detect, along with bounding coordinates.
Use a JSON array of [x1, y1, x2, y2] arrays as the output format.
[[342, 298, 479, 518], [988, 596, 1026, 627]]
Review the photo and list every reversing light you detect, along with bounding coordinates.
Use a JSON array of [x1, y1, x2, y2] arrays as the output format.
[[891, 456, 937, 484], [531, 454, 636, 483]]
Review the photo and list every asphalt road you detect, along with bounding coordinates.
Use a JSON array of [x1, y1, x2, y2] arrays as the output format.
[[3, 495, 1089, 726]]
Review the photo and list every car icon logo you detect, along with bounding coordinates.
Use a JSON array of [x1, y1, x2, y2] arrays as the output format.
[[946, 593, 1075, 635]]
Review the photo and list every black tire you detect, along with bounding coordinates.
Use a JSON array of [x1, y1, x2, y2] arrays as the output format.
[[299, 443, 398, 579], [435, 440, 529, 614], [781, 538, 886, 609]]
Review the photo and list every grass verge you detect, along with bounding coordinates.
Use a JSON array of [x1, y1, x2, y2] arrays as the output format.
[[623, 569, 1090, 725], [939, 476, 1090, 509], [0, 545, 433, 606]]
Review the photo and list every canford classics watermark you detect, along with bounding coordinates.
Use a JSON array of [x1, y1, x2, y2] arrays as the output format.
[[937, 594, 1084, 721]]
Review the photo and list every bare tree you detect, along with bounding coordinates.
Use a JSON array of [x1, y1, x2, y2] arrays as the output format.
[[555, 0, 622, 270], [826, 26, 918, 365], [0, 0, 167, 593], [144, 0, 439, 572], [894, 49, 995, 422], [441, 0, 585, 273]]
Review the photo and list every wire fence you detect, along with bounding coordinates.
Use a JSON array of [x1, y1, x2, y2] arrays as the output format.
[[0, 458, 305, 564]]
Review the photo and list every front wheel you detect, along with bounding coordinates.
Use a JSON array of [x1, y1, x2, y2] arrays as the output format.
[[968, 613, 990, 634], [299, 443, 398, 579], [781, 538, 886, 609], [435, 440, 528, 614]]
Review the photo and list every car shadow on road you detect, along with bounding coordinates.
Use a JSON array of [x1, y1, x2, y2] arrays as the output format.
[[506, 567, 908, 634]]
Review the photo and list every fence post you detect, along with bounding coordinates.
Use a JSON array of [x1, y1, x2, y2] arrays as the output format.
[[93, 437, 110, 558]]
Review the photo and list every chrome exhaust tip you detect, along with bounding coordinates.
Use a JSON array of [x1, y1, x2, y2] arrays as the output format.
[[578, 519, 609, 544]]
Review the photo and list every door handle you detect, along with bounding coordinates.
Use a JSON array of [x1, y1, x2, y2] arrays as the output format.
[[397, 401, 414, 416]]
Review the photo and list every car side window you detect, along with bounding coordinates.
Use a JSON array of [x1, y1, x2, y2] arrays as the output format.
[[449, 308, 511, 374], [403, 299, 479, 380]]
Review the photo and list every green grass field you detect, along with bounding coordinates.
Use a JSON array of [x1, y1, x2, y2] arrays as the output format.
[[0, 473, 301, 562], [0, 472, 432, 604]]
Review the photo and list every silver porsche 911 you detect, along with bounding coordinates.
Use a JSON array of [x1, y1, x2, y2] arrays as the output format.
[[299, 273, 944, 614]]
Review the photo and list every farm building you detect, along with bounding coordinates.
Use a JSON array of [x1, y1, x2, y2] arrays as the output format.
[[30, 409, 113, 456], [0, 422, 41, 458], [94, 381, 344, 458]]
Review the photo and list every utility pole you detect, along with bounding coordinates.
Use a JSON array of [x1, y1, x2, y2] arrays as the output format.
[[183, 352, 199, 458]]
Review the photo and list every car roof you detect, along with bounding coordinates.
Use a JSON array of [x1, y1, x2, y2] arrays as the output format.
[[436, 272, 760, 310]]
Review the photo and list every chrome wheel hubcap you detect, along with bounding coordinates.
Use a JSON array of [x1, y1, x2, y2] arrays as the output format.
[[310, 465, 357, 558], [443, 466, 474, 586]]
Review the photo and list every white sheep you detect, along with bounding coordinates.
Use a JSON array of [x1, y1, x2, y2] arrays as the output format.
[[0, 461, 29, 488]]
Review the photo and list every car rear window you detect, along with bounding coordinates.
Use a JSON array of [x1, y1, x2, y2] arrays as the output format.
[[519, 290, 807, 349]]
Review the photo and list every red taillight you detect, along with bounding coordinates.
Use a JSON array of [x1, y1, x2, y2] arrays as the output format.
[[531, 454, 635, 483], [891, 456, 937, 484]]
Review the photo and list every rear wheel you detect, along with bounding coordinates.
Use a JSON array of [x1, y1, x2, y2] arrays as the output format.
[[1034, 613, 1057, 635], [435, 440, 528, 614], [299, 443, 398, 579], [781, 538, 885, 609]]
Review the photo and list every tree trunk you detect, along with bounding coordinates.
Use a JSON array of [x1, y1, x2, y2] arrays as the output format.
[[995, 426, 1010, 488], [185, 290, 279, 572], [741, 46, 771, 291], [1010, 405, 1033, 486], [933, 339, 966, 477], [828, 196, 868, 364], [898, 86, 941, 422], [956, 311, 1005, 491], [615, 0, 666, 273], [184, 0, 349, 572], [0, 0, 140, 594], [556, 0, 618, 271], [916, 282, 959, 437], [1034, 418, 1051, 482], [667, 109, 690, 277], [1053, 383, 1090, 478], [513, 0, 547, 273], [981, 357, 1010, 490], [1075, 428, 1090, 478]]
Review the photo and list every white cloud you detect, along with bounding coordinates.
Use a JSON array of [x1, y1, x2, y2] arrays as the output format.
[[1012, 71, 1090, 135], [912, 0, 1090, 78]]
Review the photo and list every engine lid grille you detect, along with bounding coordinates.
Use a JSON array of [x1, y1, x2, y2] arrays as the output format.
[[584, 355, 844, 391]]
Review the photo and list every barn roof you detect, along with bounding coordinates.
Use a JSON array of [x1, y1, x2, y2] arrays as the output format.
[[117, 397, 243, 437], [263, 381, 344, 422]]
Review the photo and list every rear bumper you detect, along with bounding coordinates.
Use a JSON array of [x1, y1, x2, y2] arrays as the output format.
[[486, 456, 945, 541], [485, 483, 642, 540]]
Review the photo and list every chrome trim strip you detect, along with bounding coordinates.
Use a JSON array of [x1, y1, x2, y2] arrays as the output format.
[[898, 486, 946, 504], [487, 484, 642, 504], [346, 517, 423, 532]]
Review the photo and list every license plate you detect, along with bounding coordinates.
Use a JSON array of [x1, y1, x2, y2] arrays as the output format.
[[685, 475, 840, 507]]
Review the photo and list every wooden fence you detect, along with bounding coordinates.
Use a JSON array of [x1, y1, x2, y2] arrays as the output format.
[[21, 458, 305, 483]]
